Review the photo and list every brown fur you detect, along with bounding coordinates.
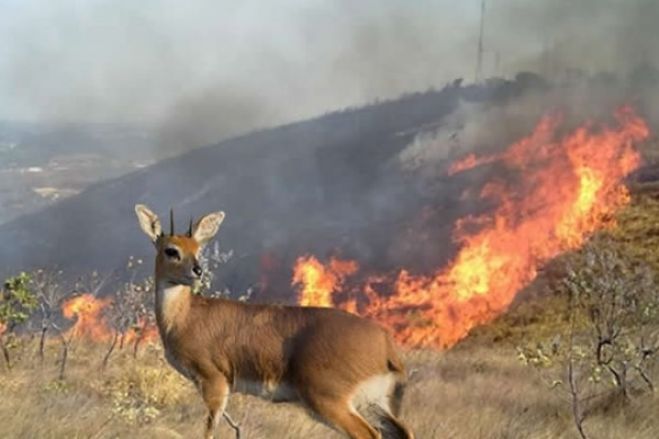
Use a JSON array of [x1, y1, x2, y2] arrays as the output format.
[[135, 205, 413, 439]]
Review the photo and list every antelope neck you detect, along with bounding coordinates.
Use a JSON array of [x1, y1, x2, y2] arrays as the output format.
[[155, 280, 192, 334]]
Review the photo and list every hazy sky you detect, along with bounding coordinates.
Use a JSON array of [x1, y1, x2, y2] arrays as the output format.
[[0, 1, 483, 124], [1, 1, 656, 145]]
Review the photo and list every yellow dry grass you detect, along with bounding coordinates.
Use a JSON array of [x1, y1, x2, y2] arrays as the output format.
[[0, 338, 657, 439]]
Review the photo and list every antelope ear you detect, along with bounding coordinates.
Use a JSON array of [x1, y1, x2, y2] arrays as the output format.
[[135, 204, 162, 243], [192, 211, 225, 245]]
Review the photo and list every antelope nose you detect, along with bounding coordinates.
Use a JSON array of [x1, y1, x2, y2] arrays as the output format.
[[192, 264, 203, 277]]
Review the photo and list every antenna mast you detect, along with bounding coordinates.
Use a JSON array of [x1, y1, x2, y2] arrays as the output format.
[[476, 0, 486, 82]]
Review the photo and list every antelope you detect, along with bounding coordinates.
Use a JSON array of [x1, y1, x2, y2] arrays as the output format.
[[134, 204, 414, 439]]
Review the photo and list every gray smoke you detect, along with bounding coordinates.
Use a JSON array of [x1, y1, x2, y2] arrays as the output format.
[[488, 0, 659, 77], [400, 0, 659, 173], [399, 78, 658, 175], [1, 0, 658, 158]]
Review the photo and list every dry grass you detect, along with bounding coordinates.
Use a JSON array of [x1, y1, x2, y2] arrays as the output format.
[[1, 338, 657, 439]]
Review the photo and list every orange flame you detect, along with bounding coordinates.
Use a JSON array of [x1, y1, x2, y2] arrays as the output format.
[[293, 256, 358, 307], [293, 107, 649, 349], [61, 293, 158, 344], [123, 316, 159, 345], [62, 294, 113, 341]]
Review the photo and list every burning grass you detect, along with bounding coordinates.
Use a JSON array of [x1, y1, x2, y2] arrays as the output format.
[[61, 293, 158, 346], [293, 107, 650, 349], [292, 256, 358, 308]]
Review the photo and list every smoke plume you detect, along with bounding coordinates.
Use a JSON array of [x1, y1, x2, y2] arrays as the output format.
[[1, 0, 657, 157]]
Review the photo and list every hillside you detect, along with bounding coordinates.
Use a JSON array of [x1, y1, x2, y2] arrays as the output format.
[[469, 184, 659, 346], [2, 74, 659, 438], [0, 75, 542, 299], [0, 122, 156, 224]]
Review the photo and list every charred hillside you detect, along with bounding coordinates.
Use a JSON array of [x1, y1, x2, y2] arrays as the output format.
[[0, 72, 652, 305]]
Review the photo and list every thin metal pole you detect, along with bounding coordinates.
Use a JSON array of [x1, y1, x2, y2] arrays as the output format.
[[476, 0, 486, 81]]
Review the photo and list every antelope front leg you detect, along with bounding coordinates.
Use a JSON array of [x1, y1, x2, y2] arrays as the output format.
[[201, 375, 230, 439]]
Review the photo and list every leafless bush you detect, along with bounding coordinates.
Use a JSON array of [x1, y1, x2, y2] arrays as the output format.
[[53, 270, 116, 379], [103, 257, 154, 368], [519, 236, 659, 438], [30, 269, 69, 363], [197, 242, 253, 302], [197, 241, 232, 294], [73, 270, 114, 297]]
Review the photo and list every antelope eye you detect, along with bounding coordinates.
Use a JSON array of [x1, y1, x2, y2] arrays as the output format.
[[164, 247, 180, 260]]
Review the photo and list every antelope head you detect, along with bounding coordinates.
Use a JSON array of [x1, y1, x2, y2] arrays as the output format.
[[134, 204, 225, 287]]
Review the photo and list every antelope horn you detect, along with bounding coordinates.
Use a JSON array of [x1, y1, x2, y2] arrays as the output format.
[[188, 217, 193, 237], [170, 208, 175, 236]]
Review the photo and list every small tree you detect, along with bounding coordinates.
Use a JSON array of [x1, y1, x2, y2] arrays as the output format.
[[0, 272, 38, 369], [54, 270, 115, 379], [103, 257, 155, 367], [197, 241, 234, 295], [564, 239, 659, 398], [73, 270, 114, 297], [30, 269, 68, 363], [128, 277, 155, 358], [519, 236, 659, 439], [197, 242, 254, 302]]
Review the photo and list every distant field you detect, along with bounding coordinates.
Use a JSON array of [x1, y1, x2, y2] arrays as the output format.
[[0, 122, 155, 225], [1, 339, 657, 439]]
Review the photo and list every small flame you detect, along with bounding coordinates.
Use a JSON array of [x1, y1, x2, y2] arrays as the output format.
[[62, 294, 113, 341], [61, 293, 158, 344], [293, 256, 358, 307], [293, 107, 649, 349], [122, 316, 159, 345], [448, 152, 496, 175]]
